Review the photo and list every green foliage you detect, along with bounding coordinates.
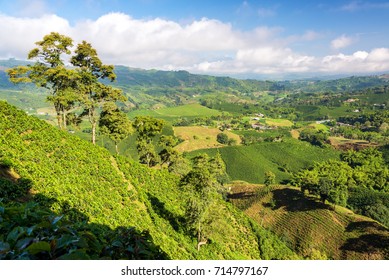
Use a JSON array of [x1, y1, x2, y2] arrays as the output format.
[[180, 152, 231, 250], [99, 102, 132, 154], [292, 160, 351, 206], [299, 128, 329, 147], [71, 40, 125, 144], [189, 139, 340, 184], [133, 116, 165, 167], [7, 32, 77, 129], [264, 171, 276, 187], [1, 101, 297, 259], [133, 116, 164, 139], [348, 187, 389, 228], [0, 201, 166, 260], [137, 139, 160, 167], [292, 148, 389, 226], [216, 133, 229, 144]]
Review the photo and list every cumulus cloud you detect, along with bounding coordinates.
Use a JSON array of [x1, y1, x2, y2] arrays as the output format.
[[320, 49, 389, 72], [1, 12, 389, 76], [331, 35, 354, 50], [0, 14, 71, 58]]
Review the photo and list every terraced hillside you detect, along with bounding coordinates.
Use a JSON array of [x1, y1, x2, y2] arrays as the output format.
[[0, 101, 296, 260], [229, 183, 389, 259]]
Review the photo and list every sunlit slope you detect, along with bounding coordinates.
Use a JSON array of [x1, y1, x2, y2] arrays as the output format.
[[0, 101, 297, 259], [229, 183, 389, 260]]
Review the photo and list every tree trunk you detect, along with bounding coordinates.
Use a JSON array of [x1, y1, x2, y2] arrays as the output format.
[[63, 110, 67, 130], [196, 221, 207, 251], [56, 111, 63, 130], [54, 103, 63, 130], [92, 122, 96, 145], [89, 106, 96, 145]]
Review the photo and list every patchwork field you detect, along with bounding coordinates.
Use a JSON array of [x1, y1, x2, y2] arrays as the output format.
[[174, 126, 241, 152], [329, 136, 378, 150], [265, 118, 293, 127], [228, 183, 389, 259], [188, 139, 340, 184], [127, 103, 223, 121]]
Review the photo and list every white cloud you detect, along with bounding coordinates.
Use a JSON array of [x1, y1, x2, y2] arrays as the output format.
[[1, 12, 389, 76], [331, 35, 354, 50], [320, 49, 389, 72], [0, 14, 71, 58], [340, 1, 389, 12]]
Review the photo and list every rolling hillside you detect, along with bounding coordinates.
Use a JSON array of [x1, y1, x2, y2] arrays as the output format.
[[0, 101, 296, 260], [229, 183, 389, 259], [188, 139, 340, 184]]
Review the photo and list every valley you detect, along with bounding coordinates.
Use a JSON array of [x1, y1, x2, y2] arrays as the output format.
[[1, 57, 388, 260]]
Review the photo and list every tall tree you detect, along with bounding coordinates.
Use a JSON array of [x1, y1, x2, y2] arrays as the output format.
[[7, 32, 77, 129], [99, 102, 133, 154], [158, 135, 180, 169], [133, 116, 164, 167], [181, 153, 227, 250], [71, 41, 125, 144], [133, 116, 164, 141]]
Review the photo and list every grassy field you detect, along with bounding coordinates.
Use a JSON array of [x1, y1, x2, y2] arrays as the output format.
[[306, 122, 330, 131], [127, 104, 223, 121], [174, 126, 241, 152], [188, 139, 340, 184], [265, 118, 293, 127], [290, 129, 300, 139], [0, 89, 49, 112], [229, 183, 389, 259]]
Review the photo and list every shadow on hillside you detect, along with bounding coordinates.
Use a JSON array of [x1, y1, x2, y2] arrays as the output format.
[[0, 163, 33, 203], [340, 221, 389, 259], [147, 193, 185, 233], [345, 221, 388, 233], [265, 188, 331, 212], [0, 173, 169, 260], [341, 234, 389, 258]]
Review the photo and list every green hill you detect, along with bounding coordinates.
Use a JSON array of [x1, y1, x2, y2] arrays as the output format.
[[126, 103, 223, 122], [0, 101, 296, 260], [188, 139, 340, 184], [229, 183, 389, 259]]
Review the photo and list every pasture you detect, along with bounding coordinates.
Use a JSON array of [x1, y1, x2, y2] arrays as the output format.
[[174, 126, 241, 152]]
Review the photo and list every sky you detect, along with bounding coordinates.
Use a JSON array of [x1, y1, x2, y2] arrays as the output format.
[[1, 0, 389, 78]]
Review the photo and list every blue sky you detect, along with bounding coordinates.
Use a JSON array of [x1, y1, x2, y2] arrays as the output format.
[[1, 0, 389, 78]]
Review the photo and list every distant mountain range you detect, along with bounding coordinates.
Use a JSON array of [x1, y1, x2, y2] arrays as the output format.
[[1, 59, 389, 94]]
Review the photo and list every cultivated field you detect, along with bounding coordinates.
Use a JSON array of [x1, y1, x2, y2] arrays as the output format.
[[229, 183, 389, 259], [189, 139, 340, 184], [265, 118, 293, 127], [127, 103, 223, 121], [174, 126, 241, 152]]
